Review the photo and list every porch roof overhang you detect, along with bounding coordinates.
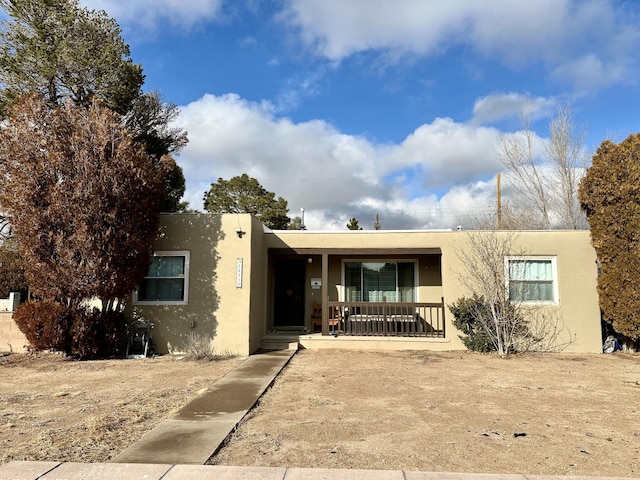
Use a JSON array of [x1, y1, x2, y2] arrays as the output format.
[[268, 246, 442, 336], [268, 247, 442, 256]]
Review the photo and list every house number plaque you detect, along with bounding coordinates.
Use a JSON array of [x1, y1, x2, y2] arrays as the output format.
[[236, 258, 243, 288]]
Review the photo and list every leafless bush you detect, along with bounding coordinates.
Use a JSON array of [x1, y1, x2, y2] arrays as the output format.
[[456, 230, 574, 356], [512, 305, 575, 353], [183, 332, 234, 361]]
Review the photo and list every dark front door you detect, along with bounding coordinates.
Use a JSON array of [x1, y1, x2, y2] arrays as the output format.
[[274, 259, 306, 327]]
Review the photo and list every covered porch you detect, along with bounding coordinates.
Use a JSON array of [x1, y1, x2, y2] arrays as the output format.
[[268, 246, 446, 340]]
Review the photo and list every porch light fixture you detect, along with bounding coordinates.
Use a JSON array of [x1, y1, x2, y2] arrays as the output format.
[[308, 257, 313, 264], [235, 229, 245, 238]]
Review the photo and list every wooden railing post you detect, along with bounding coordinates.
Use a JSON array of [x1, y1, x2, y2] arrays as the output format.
[[441, 296, 446, 338], [321, 253, 329, 335]]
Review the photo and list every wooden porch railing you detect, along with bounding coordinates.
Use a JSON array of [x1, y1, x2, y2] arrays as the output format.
[[327, 298, 446, 338]]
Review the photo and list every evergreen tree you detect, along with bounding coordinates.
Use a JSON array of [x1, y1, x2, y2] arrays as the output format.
[[0, 94, 167, 307], [0, 0, 143, 115], [579, 133, 640, 341], [0, 0, 187, 210], [346, 217, 363, 230], [288, 217, 306, 230], [373, 212, 381, 230], [204, 174, 291, 230]]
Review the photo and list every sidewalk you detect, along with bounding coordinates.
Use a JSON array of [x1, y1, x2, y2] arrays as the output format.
[[0, 461, 636, 480]]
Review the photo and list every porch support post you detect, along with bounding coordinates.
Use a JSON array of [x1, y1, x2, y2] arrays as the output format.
[[321, 253, 329, 336]]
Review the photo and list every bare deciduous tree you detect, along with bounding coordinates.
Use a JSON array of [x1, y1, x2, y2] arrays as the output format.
[[455, 230, 573, 356], [499, 116, 552, 228], [498, 105, 588, 229], [545, 105, 589, 229]]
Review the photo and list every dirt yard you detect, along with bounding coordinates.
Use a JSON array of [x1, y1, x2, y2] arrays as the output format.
[[0, 352, 242, 464], [211, 350, 640, 477], [1, 350, 639, 477]]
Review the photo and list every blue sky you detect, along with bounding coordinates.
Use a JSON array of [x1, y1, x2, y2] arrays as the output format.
[[82, 0, 640, 230]]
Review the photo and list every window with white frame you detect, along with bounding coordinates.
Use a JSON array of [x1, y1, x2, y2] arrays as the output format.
[[507, 257, 557, 303], [135, 251, 190, 304], [344, 261, 416, 302]]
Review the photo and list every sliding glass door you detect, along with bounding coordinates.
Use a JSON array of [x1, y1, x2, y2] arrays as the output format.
[[344, 261, 415, 302]]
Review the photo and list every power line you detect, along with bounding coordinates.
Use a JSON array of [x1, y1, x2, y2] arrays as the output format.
[[261, 168, 501, 183]]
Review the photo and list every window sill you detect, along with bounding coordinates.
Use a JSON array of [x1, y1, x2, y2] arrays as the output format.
[[133, 300, 188, 306]]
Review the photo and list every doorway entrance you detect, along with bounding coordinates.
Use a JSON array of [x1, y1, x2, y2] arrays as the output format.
[[273, 259, 306, 327]]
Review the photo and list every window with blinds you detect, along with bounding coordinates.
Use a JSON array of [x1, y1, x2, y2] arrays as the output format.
[[507, 257, 557, 303], [135, 251, 190, 304], [344, 261, 415, 302]]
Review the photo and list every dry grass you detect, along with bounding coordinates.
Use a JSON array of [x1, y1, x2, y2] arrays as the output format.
[[1, 349, 639, 477], [182, 332, 235, 361], [211, 350, 640, 477], [0, 352, 242, 464]]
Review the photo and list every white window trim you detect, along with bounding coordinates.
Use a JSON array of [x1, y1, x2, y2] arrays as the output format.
[[505, 256, 558, 305], [133, 250, 190, 305], [341, 259, 419, 303]]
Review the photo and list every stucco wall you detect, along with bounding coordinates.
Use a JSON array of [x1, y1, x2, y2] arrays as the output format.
[[127, 213, 257, 356], [439, 230, 601, 353], [248, 216, 269, 353], [137, 216, 602, 355], [0, 293, 27, 353], [266, 229, 602, 353]]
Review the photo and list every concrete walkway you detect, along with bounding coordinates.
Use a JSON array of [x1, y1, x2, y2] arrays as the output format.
[[113, 348, 297, 465]]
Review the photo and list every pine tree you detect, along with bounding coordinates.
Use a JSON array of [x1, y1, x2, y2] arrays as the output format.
[[373, 212, 381, 230], [346, 217, 363, 230], [204, 174, 291, 229]]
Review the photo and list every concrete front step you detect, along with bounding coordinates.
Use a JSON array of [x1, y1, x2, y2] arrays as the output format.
[[260, 341, 299, 351], [259, 336, 299, 351], [260, 330, 303, 351]]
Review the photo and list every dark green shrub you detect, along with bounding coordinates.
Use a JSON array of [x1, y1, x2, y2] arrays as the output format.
[[449, 295, 495, 352], [13, 300, 72, 352]]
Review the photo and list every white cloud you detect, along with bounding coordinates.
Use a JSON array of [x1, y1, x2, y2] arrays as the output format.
[[280, 0, 640, 93], [388, 118, 501, 185], [174, 93, 507, 230], [550, 55, 632, 93], [472, 93, 556, 125], [438, 181, 498, 228], [80, 0, 224, 30], [279, 0, 468, 61]]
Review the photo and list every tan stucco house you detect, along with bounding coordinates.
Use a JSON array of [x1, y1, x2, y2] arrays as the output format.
[[127, 213, 603, 356]]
